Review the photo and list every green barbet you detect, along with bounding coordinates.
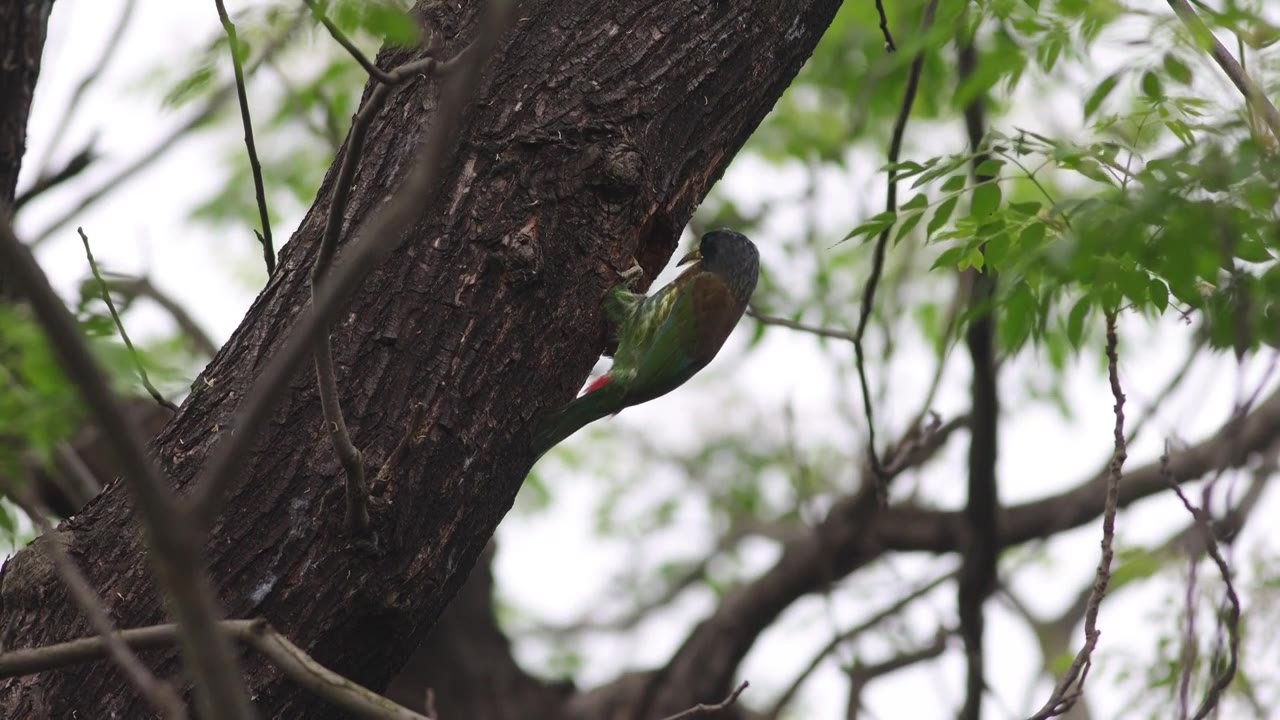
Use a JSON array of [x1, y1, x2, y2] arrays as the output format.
[[532, 229, 759, 458]]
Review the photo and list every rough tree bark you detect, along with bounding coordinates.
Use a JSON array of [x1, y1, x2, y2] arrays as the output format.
[[0, 0, 841, 717], [0, 0, 56, 304]]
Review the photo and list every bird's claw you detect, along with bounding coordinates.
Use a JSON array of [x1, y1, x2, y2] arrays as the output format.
[[619, 260, 644, 289]]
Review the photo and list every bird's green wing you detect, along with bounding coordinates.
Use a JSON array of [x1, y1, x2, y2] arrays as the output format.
[[621, 275, 731, 404]]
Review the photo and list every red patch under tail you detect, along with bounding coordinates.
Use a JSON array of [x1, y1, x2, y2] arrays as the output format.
[[583, 374, 612, 395]]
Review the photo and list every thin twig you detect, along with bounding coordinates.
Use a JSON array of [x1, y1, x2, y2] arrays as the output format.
[[748, 307, 856, 343], [213, 0, 276, 274], [1165, 0, 1280, 141], [3, 490, 186, 719], [874, 0, 896, 52], [768, 568, 957, 719], [1028, 312, 1127, 720], [75, 230, 179, 411], [660, 681, 750, 720], [852, 0, 940, 498], [846, 629, 951, 719], [1167, 482, 1241, 720], [302, 0, 400, 85], [189, 2, 513, 531], [30, 11, 305, 247], [0, 619, 430, 720], [0, 220, 255, 719], [14, 143, 96, 210], [78, 228, 178, 412], [103, 274, 220, 358]]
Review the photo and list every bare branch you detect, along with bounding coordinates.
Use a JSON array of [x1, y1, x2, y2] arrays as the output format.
[[1028, 312, 1127, 720], [768, 568, 957, 719], [1167, 481, 1241, 720], [846, 629, 951, 720], [14, 143, 96, 210], [748, 307, 856, 343], [0, 619, 430, 720], [102, 274, 219, 358], [213, 0, 275, 274], [0, 220, 254, 719], [78, 227, 179, 413], [302, 0, 402, 85], [3, 490, 185, 719], [852, 0, 940, 493], [1164, 0, 1280, 141], [188, 1, 514, 531], [660, 681, 750, 720], [874, 0, 896, 52]]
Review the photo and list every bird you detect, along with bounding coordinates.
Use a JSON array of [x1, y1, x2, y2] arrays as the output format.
[[531, 228, 759, 459]]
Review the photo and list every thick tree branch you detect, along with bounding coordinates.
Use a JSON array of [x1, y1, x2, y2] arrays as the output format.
[[305, 18, 481, 535], [0, 221, 254, 719], [189, 7, 506, 531]]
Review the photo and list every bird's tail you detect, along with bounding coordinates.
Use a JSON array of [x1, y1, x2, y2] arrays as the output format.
[[530, 380, 624, 460]]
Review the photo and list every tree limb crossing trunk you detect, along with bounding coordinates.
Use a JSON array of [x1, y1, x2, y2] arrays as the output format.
[[0, 0, 841, 716]]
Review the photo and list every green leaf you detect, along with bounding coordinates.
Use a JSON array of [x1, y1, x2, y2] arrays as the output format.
[[931, 245, 967, 270], [1083, 72, 1121, 120], [842, 211, 896, 242], [970, 183, 1002, 217], [901, 193, 930, 211], [1067, 296, 1090, 348], [895, 212, 924, 243], [1148, 278, 1170, 313], [1008, 201, 1042, 217], [942, 175, 968, 193], [1162, 54, 1192, 85], [928, 197, 958, 238], [975, 158, 1005, 178], [1140, 70, 1163, 99], [1018, 222, 1047, 249]]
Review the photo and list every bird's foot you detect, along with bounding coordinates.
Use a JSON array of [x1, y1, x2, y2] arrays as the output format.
[[619, 259, 645, 289]]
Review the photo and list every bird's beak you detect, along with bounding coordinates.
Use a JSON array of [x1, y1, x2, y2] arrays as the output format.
[[677, 248, 701, 266]]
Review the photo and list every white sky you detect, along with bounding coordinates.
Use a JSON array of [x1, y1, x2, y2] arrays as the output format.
[[13, 2, 1280, 718]]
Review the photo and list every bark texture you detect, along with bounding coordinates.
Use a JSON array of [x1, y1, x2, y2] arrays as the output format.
[[0, 0, 56, 304], [0, 0, 53, 207], [0, 0, 840, 717]]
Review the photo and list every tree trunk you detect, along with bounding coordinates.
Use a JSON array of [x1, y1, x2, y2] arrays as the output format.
[[0, 0, 841, 717], [0, 0, 56, 301]]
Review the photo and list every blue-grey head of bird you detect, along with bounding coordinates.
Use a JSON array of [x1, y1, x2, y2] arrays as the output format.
[[678, 228, 760, 304]]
